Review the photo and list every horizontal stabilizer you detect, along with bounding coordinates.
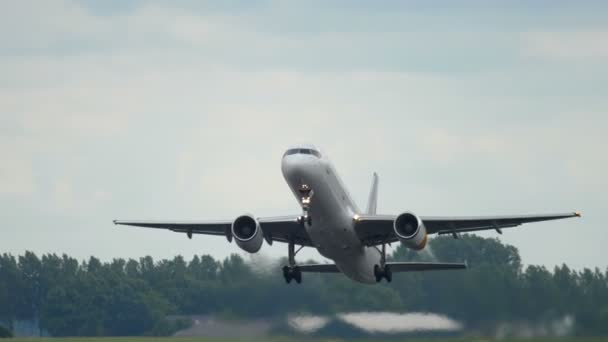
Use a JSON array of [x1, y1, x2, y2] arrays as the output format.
[[298, 264, 340, 273], [297, 261, 467, 274], [387, 261, 467, 272]]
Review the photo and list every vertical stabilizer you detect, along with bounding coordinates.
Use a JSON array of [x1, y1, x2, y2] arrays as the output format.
[[366, 172, 379, 215]]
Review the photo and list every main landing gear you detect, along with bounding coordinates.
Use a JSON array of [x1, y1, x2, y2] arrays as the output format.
[[374, 243, 392, 283], [283, 265, 302, 284], [283, 240, 304, 284]]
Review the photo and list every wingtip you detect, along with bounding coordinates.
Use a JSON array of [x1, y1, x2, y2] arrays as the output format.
[[575, 211, 582, 218], [113, 220, 118, 225]]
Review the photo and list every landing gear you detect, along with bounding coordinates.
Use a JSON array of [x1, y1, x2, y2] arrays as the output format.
[[283, 265, 302, 284], [374, 243, 392, 282], [298, 184, 313, 226], [283, 240, 304, 284], [285, 183, 312, 284], [374, 264, 392, 283], [298, 183, 312, 199]]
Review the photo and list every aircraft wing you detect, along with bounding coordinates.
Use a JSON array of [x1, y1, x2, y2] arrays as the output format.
[[113, 215, 314, 246], [354, 212, 581, 246]]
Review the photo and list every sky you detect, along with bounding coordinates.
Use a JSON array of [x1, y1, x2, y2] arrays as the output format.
[[1, 1, 606, 271]]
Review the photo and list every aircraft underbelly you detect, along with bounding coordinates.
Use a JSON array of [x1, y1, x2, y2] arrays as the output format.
[[283, 157, 380, 283], [302, 168, 358, 257], [334, 248, 380, 284]]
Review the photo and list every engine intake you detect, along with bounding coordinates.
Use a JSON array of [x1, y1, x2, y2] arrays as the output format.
[[393, 212, 428, 250], [231, 214, 263, 253]]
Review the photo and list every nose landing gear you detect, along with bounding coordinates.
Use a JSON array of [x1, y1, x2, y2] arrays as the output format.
[[298, 183, 312, 198], [298, 184, 313, 226]]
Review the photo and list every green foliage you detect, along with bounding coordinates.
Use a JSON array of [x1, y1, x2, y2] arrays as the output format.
[[0, 324, 11, 338], [0, 235, 607, 337]]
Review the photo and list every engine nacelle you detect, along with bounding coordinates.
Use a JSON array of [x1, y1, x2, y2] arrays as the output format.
[[393, 212, 428, 250], [231, 214, 264, 253]]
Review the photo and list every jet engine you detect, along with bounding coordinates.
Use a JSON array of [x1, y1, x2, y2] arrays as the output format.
[[393, 212, 428, 250], [231, 214, 264, 253]]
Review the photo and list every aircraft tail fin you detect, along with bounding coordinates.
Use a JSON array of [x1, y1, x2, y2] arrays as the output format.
[[366, 172, 379, 215]]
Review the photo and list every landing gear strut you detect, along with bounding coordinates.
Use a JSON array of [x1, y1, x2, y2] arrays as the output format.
[[283, 240, 304, 284], [374, 243, 392, 283], [285, 183, 311, 284], [298, 184, 313, 225]]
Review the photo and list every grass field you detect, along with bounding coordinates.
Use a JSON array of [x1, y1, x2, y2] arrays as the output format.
[[7, 337, 608, 342]]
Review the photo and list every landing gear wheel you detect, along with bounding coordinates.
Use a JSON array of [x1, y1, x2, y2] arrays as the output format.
[[374, 264, 392, 283], [384, 265, 392, 283], [374, 264, 383, 282], [283, 265, 302, 284], [284, 241, 303, 284], [283, 266, 292, 284]]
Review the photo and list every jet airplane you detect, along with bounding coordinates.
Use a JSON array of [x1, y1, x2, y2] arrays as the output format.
[[114, 144, 581, 284]]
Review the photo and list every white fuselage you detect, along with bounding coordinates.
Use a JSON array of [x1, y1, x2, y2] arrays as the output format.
[[281, 152, 381, 284]]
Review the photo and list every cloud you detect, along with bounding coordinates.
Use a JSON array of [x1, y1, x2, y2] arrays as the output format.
[[1, 0, 523, 73], [420, 128, 510, 164], [522, 31, 608, 61], [0, 141, 35, 196]]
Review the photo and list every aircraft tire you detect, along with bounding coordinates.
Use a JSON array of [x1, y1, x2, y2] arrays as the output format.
[[384, 265, 392, 283], [294, 266, 302, 284], [283, 266, 292, 283], [374, 264, 383, 282]]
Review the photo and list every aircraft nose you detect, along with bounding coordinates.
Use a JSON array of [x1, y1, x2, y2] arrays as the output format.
[[281, 154, 316, 182], [281, 155, 299, 179]]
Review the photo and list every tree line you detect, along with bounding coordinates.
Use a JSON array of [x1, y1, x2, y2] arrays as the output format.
[[0, 235, 607, 336]]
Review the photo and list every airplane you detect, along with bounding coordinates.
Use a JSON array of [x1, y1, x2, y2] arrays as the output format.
[[114, 144, 581, 284]]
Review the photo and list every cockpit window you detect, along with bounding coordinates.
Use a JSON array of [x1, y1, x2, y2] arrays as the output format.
[[285, 149, 299, 156], [284, 148, 322, 158]]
